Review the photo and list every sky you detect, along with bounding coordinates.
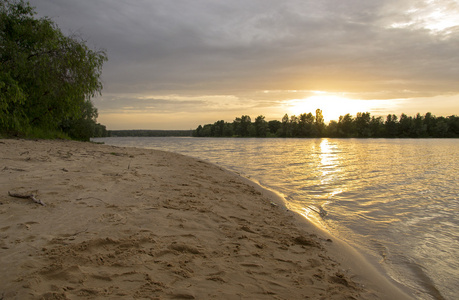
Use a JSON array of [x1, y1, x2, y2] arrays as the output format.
[[28, 0, 459, 129]]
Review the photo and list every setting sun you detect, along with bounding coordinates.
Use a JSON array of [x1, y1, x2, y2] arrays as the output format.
[[287, 93, 383, 123]]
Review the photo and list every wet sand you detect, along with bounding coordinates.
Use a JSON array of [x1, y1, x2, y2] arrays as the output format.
[[0, 139, 412, 299]]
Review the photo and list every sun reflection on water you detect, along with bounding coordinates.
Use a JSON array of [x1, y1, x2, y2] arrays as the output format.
[[301, 139, 345, 222], [319, 139, 343, 194]]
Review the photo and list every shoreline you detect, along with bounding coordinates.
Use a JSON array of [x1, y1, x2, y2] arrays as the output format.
[[0, 139, 412, 299], [236, 175, 414, 300]]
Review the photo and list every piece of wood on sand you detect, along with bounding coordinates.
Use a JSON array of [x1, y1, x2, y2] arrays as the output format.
[[8, 191, 46, 206]]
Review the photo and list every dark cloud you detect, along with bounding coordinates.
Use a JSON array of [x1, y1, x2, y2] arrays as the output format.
[[30, 0, 459, 91], [27, 0, 459, 127]]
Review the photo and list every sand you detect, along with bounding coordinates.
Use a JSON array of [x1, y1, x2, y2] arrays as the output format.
[[0, 139, 412, 299]]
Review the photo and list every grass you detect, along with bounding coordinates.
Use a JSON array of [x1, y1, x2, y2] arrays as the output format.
[[1, 127, 71, 140]]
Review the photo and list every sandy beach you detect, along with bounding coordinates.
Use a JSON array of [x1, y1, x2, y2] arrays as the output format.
[[0, 139, 412, 299]]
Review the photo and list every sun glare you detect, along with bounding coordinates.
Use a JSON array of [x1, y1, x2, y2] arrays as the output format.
[[287, 94, 377, 123], [390, 3, 459, 35]]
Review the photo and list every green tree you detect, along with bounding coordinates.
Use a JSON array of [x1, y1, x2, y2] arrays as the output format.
[[412, 113, 427, 137], [433, 117, 449, 137], [194, 125, 203, 137], [314, 109, 325, 137], [201, 124, 212, 136], [193, 111, 457, 139], [338, 114, 354, 137], [268, 120, 281, 136], [290, 115, 299, 136], [60, 99, 98, 141], [399, 113, 414, 137], [385, 114, 399, 137], [254, 115, 268, 137], [298, 112, 315, 137], [280, 114, 290, 137], [212, 120, 225, 137], [222, 122, 234, 136], [369, 116, 384, 137], [326, 120, 339, 137], [233, 115, 252, 137], [0, 0, 107, 139], [93, 123, 108, 137], [355, 112, 371, 137], [423, 112, 436, 136], [446, 115, 459, 137]]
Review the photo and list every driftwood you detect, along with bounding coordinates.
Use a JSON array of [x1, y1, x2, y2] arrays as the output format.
[[8, 191, 46, 206]]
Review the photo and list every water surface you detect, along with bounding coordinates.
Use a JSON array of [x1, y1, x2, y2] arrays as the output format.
[[93, 137, 458, 300]]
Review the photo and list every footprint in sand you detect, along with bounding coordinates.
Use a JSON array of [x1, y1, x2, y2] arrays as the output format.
[[0, 226, 11, 232], [98, 213, 126, 224], [17, 222, 38, 230]]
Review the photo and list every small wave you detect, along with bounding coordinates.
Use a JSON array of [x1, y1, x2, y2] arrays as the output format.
[[404, 260, 446, 300], [306, 205, 328, 218]]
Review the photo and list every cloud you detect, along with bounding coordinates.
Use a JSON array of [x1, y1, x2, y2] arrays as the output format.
[[94, 93, 268, 115], [30, 0, 459, 92], [27, 0, 459, 128]]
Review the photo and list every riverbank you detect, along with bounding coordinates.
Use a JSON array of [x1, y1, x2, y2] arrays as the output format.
[[0, 139, 411, 299]]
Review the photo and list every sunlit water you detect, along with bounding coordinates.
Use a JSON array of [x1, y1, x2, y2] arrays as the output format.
[[93, 137, 458, 300]]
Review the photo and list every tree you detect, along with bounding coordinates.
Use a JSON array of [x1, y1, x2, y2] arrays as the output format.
[[222, 122, 234, 136], [399, 113, 414, 137], [326, 120, 339, 137], [424, 112, 436, 136], [93, 123, 108, 137], [289, 115, 299, 136], [233, 115, 252, 137], [212, 120, 225, 137], [194, 125, 203, 137], [60, 99, 98, 141], [369, 116, 384, 137], [385, 114, 399, 137], [355, 112, 371, 137], [314, 109, 325, 137], [338, 114, 354, 137], [280, 114, 290, 137], [412, 113, 427, 137], [201, 124, 212, 136], [254, 115, 268, 137], [446, 115, 459, 137], [433, 117, 449, 137], [298, 113, 314, 137], [0, 0, 107, 139], [268, 120, 281, 136], [194, 111, 457, 139]]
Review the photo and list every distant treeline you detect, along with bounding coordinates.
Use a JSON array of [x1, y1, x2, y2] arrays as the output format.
[[109, 130, 193, 137], [193, 110, 459, 138]]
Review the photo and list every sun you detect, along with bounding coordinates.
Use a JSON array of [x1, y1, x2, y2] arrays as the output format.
[[287, 93, 376, 123]]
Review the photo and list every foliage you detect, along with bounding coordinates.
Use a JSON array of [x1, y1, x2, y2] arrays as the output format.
[[193, 111, 459, 138], [0, 0, 107, 140]]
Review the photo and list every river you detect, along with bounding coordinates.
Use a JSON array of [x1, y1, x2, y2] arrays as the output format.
[[93, 137, 458, 300]]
